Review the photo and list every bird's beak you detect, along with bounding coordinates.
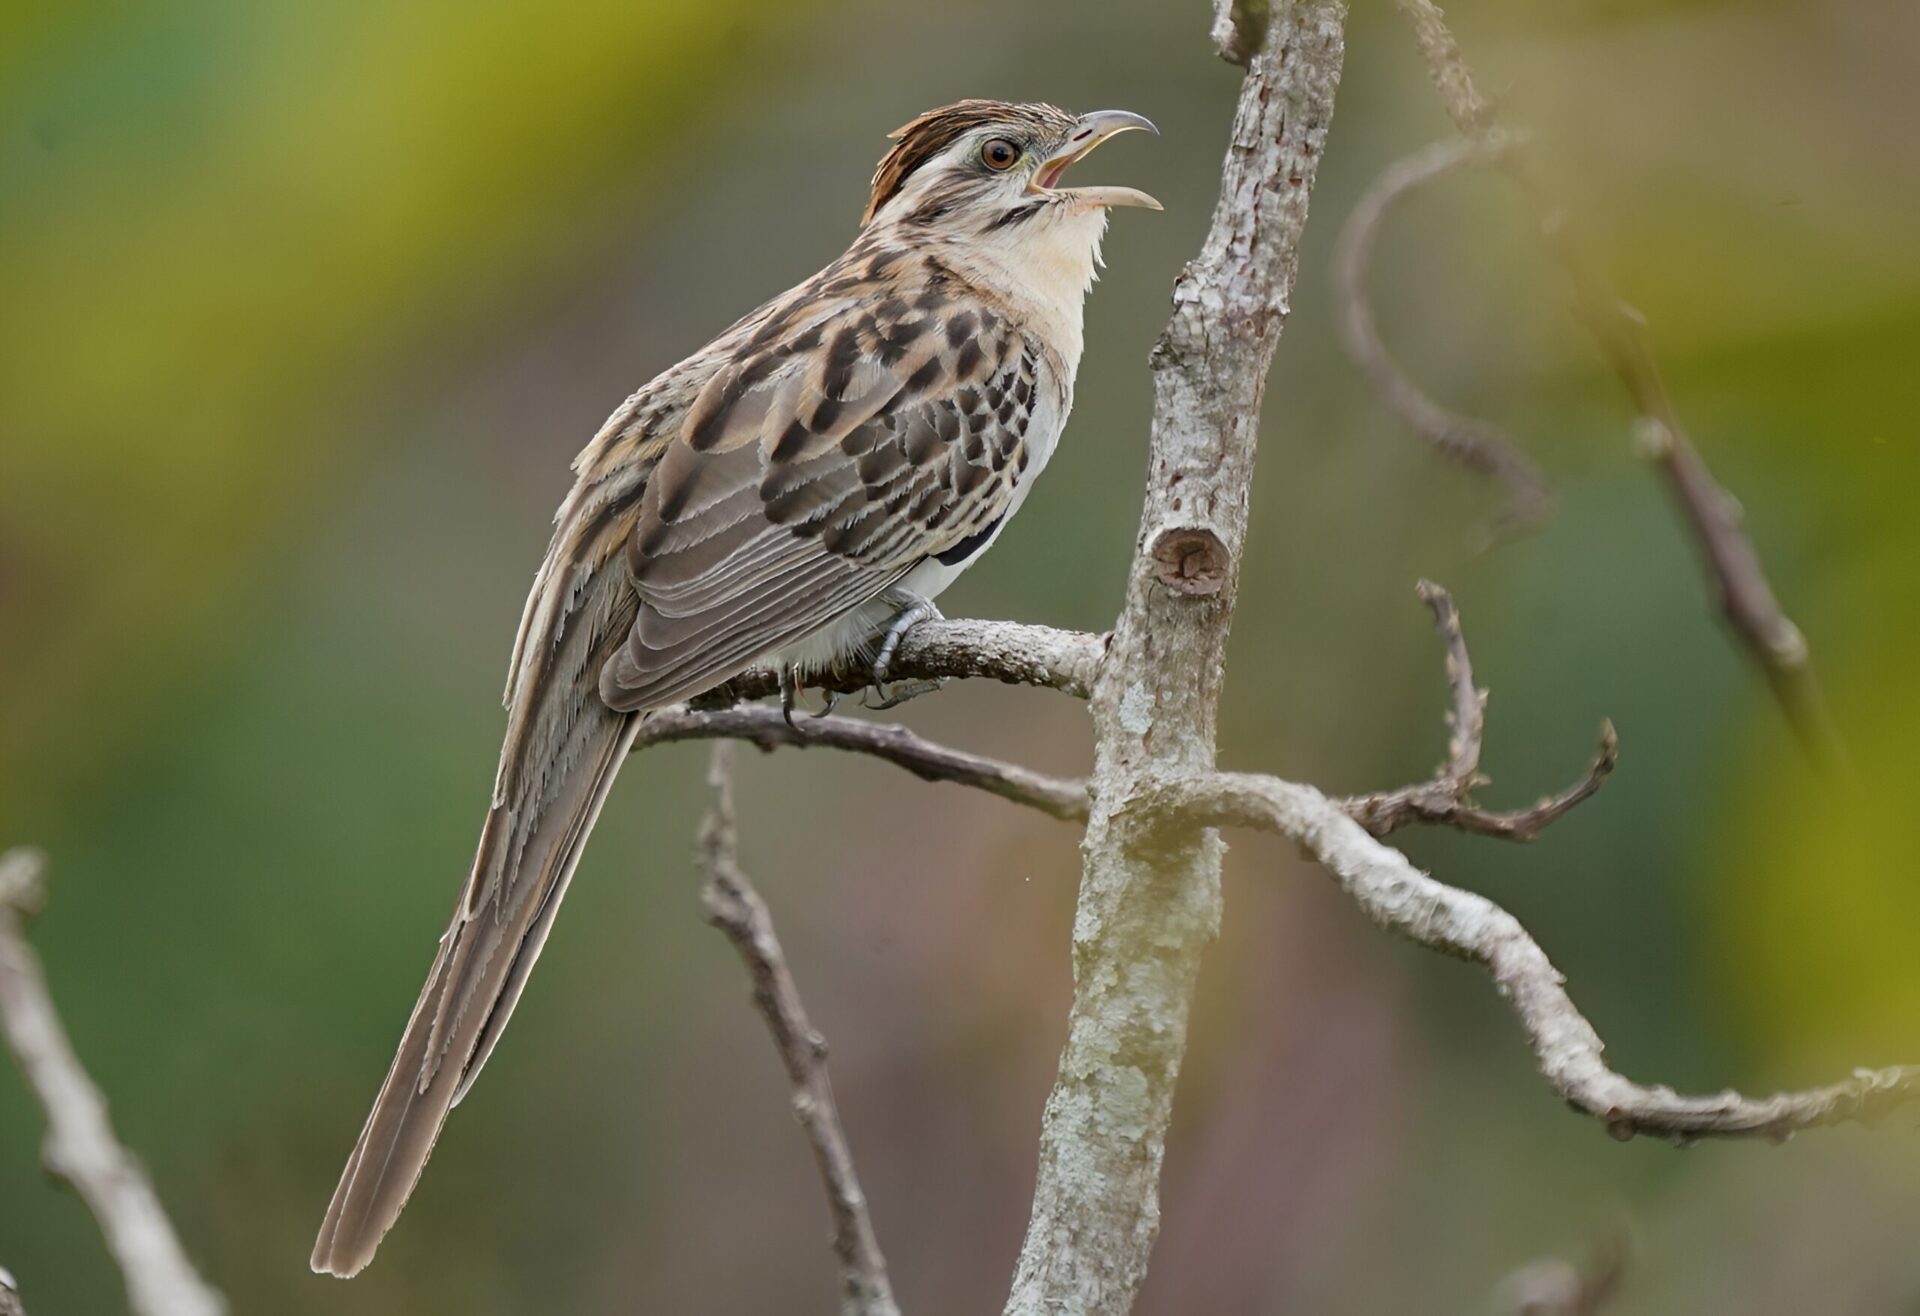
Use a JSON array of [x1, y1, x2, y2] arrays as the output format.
[[1030, 109, 1162, 211]]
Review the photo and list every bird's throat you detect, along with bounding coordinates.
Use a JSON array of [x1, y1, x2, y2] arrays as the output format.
[[938, 205, 1107, 377]]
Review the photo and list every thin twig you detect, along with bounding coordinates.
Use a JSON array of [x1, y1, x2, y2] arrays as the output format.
[[1334, 135, 1551, 533], [1342, 582, 1615, 840], [1391, 0, 1843, 768], [696, 747, 900, 1316], [644, 705, 1089, 821], [1394, 0, 1496, 135], [0, 849, 226, 1316], [1137, 775, 1920, 1140]]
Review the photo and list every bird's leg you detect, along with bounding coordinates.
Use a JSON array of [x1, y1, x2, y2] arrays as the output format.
[[864, 595, 948, 711]]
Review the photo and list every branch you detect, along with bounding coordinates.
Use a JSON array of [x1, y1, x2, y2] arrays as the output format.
[[1137, 775, 1920, 1140], [696, 747, 900, 1316], [1341, 581, 1616, 840], [1004, 5, 1348, 1313], [1334, 134, 1551, 533], [1391, 0, 1843, 767], [642, 706, 1089, 821], [0, 849, 226, 1316], [644, 584, 1614, 844], [1394, 0, 1495, 135], [707, 618, 1105, 707]]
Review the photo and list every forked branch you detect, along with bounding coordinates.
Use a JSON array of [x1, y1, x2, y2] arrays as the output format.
[[1341, 581, 1616, 840], [1136, 774, 1920, 1141]]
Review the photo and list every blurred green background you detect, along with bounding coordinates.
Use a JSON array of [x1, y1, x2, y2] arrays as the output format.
[[3, 0, 1917, 1311]]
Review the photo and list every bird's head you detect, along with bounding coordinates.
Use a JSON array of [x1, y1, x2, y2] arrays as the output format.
[[861, 100, 1160, 236]]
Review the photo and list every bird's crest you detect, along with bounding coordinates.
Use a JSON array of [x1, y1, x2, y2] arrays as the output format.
[[863, 99, 1073, 226]]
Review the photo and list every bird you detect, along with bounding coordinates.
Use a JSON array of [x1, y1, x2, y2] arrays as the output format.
[[310, 98, 1159, 1278]]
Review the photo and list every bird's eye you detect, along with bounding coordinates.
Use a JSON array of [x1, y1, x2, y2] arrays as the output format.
[[980, 138, 1021, 172]]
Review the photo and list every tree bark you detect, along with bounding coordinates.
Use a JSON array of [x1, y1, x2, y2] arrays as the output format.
[[1002, 5, 1348, 1311]]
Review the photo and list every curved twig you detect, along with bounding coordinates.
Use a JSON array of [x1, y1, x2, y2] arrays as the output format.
[[1334, 134, 1552, 533], [1138, 774, 1920, 1141]]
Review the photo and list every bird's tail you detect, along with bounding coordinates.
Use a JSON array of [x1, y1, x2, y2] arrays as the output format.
[[310, 690, 640, 1277]]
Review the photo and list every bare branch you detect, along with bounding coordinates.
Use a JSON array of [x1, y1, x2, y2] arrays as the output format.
[[1342, 582, 1616, 841], [0, 849, 226, 1316], [696, 748, 900, 1316], [1136, 776, 1920, 1141], [1004, 5, 1348, 1313], [1334, 135, 1551, 532], [1393, 0, 1495, 135], [642, 705, 1089, 821], [1391, 0, 1843, 767], [708, 618, 1105, 707], [649, 583, 1612, 844]]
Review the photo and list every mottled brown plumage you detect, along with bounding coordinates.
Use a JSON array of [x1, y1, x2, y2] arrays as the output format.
[[311, 100, 1157, 1278]]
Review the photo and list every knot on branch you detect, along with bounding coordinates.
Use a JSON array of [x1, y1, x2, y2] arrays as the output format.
[[1211, 0, 1270, 65], [1149, 527, 1231, 596]]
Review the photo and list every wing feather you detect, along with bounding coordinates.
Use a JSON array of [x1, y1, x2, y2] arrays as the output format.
[[600, 282, 1048, 713]]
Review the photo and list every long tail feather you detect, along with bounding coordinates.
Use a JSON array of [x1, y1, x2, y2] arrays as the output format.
[[310, 702, 639, 1277]]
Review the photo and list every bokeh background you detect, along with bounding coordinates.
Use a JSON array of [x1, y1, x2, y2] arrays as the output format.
[[4, 1, 1917, 1311]]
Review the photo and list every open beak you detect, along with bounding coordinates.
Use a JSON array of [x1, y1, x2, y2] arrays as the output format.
[[1030, 109, 1162, 211]]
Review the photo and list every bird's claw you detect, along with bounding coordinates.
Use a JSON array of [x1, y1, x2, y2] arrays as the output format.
[[780, 664, 844, 725], [779, 665, 802, 731]]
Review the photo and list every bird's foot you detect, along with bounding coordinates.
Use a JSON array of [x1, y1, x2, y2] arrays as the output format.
[[864, 596, 948, 710]]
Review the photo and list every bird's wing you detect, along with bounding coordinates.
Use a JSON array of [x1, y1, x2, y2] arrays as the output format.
[[600, 285, 1047, 710]]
